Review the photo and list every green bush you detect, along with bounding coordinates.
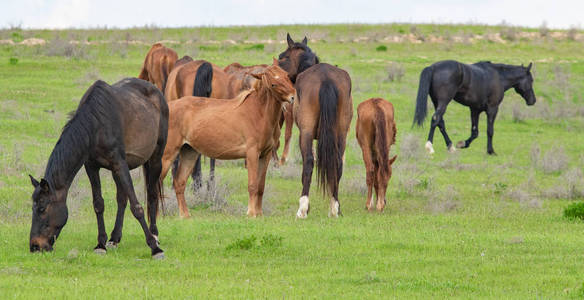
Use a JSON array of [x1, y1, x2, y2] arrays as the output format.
[[226, 235, 257, 250], [375, 45, 387, 52], [11, 32, 23, 43], [9, 57, 18, 65], [564, 202, 584, 220], [260, 234, 283, 248], [246, 44, 264, 51]]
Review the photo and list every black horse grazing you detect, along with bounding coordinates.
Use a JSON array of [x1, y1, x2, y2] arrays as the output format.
[[413, 60, 536, 155], [279, 34, 353, 218], [29, 78, 168, 259]]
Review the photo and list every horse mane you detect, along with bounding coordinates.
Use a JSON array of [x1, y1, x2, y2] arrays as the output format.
[[280, 42, 320, 76], [234, 89, 254, 107], [45, 81, 117, 187]]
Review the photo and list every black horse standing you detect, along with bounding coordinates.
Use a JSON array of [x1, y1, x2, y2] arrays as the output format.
[[413, 60, 536, 155], [29, 78, 167, 259]]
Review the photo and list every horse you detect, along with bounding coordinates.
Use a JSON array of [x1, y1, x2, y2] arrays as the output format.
[[138, 43, 178, 93], [165, 59, 233, 189], [278, 34, 353, 218], [356, 98, 397, 212], [28, 78, 168, 259], [413, 60, 536, 155], [223, 62, 292, 164], [175, 55, 194, 68], [159, 59, 295, 218]]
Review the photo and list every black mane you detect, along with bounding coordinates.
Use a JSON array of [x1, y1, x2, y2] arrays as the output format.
[[44, 80, 118, 188]]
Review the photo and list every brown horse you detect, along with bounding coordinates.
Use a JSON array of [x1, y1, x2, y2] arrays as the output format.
[[138, 43, 178, 92], [356, 98, 397, 212], [223, 62, 293, 165], [278, 34, 353, 218], [175, 55, 193, 68], [159, 60, 295, 217]]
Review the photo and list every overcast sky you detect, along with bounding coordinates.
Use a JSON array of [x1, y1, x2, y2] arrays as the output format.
[[3, 0, 583, 29]]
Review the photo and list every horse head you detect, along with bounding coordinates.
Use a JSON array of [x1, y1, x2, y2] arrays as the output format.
[[277, 33, 319, 83], [514, 62, 536, 106], [251, 58, 296, 105], [29, 175, 68, 252]]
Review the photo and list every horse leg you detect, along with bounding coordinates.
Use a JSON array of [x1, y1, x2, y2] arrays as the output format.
[[190, 156, 203, 191], [255, 154, 271, 216], [297, 133, 314, 218], [145, 153, 163, 240], [174, 147, 199, 218], [279, 109, 294, 166], [361, 144, 375, 211], [207, 158, 216, 191], [457, 108, 480, 149], [111, 155, 163, 258], [85, 164, 108, 254], [437, 118, 454, 152], [376, 167, 388, 212], [426, 99, 450, 154], [245, 149, 260, 217], [329, 136, 345, 218], [107, 179, 127, 248], [486, 107, 499, 155]]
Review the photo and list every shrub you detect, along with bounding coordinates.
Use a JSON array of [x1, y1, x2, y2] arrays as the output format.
[[11, 32, 23, 43], [564, 202, 584, 220], [246, 44, 264, 51], [260, 234, 283, 248], [531, 144, 569, 174], [226, 235, 257, 250], [9, 57, 18, 65], [385, 62, 405, 82], [375, 45, 387, 52]]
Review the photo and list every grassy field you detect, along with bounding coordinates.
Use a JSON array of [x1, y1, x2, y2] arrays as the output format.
[[1, 24, 584, 298]]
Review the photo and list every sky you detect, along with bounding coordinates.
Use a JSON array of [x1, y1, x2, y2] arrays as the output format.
[[2, 0, 583, 29]]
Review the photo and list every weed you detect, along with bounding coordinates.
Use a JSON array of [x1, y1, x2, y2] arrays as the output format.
[[385, 62, 405, 82], [564, 202, 584, 220], [260, 234, 283, 248], [226, 235, 257, 250], [375, 45, 387, 52], [9, 57, 18, 65], [246, 44, 264, 51]]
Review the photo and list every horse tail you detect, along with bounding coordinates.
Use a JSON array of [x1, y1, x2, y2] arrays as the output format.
[[160, 56, 169, 93], [193, 61, 213, 97], [413, 66, 433, 127], [374, 106, 390, 179], [316, 80, 341, 196]]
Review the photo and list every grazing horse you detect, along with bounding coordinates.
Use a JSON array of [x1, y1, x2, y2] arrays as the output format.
[[159, 60, 295, 218], [356, 98, 397, 212], [413, 60, 536, 155], [174, 55, 194, 68], [138, 43, 178, 92], [165, 60, 234, 189], [29, 78, 167, 259], [278, 34, 353, 218]]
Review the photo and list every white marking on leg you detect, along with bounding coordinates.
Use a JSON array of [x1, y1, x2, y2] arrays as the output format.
[[94, 248, 106, 255], [106, 241, 118, 249], [329, 198, 339, 217], [296, 196, 309, 219], [448, 144, 456, 153], [152, 252, 165, 260], [425, 141, 435, 154], [367, 194, 374, 210]]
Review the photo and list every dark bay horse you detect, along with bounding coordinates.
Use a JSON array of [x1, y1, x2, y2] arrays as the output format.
[[138, 43, 178, 92], [159, 60, 295, 217], [413, 60, 536, 155], [356, 98, 397, 212], [29, 78, 168, 259], [279, 34, 353, 218]]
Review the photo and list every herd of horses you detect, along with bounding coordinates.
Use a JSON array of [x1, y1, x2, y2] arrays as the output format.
[[27, 33, 537, 258]]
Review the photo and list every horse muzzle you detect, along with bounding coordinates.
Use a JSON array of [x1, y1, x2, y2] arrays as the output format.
[[30, 236, 53, 252]]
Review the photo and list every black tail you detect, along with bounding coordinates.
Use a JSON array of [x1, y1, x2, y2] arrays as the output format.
[[413, 66, 433, 127], [160, 57, 169, 94], [193, 62, 213, 97], [316, 80, 341, 196]]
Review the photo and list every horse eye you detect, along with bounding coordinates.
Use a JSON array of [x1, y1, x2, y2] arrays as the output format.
[[271, 84, 276, 88]]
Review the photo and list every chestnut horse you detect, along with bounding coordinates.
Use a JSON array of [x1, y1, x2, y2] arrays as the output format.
[[138, 43, 178, 92], [278, 34, 353, 218], [356, 98, 397, 212], [29, 78, 167, 259], [159, 60, 295, 217], [165, 59, 234, 188]]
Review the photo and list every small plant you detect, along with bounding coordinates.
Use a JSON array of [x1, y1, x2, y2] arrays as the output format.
[[375, 45, 387, 52], [260, 234, 283, 248], [564, 202, 584, 220], [246, 44, 264, 51], [385, 62, 405, 82], [494, 182, 508, 195], [9, 57, 18, 65], [226, 235, 257, 250], [11, 32, 23, 43]]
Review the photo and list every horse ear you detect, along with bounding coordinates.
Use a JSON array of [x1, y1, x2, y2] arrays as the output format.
[[389, 155, 397, 165], [250, 72, 264, 80], [29, 174, 39, 188], [39, 178, 50, 193], [302, 36, 308, 45], [527, 62, 533, 72], [272, 58, 279, 66], [286, 33, 294, 47]]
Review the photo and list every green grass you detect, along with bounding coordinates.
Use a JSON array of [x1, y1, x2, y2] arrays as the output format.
[[1, 24, 584, 298]]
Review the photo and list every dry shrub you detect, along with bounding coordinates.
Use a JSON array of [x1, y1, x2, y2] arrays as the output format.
[[539, 22, 550, 37], [394, 161, 431, 195], [438, 152, 475, 171], [385, 62, 405, 82], [272, 161, 301, 180], [530, 143, 569, 174], [399, 133, 422, 160], [75, 68, 100, 88], [567, 27, 579, 41], [426, 185, 460, 214], [46, 37, 88, 59], [542, 168, 584, 200], [511, 102, 526, 123], [340, 170, 367, 197]]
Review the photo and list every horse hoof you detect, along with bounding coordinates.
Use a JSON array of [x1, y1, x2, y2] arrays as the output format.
[[94, 248, 106, 255], [106, 241, 118, 249], [456, 141, 466, 148], [296, 196, 309, 219], [329, 200, 339, 218], [425, 141, 435, 154], [152, 252, 165, 260], [448, 145, 457, 153]]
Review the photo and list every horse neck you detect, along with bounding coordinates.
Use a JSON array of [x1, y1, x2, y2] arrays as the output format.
[[495, 65, 525, 90], [43, 121, 90, 193], [253, 85, 284, 127]]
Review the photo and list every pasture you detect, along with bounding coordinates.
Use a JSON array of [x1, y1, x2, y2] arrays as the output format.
[[1, 24, 584, 298]]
